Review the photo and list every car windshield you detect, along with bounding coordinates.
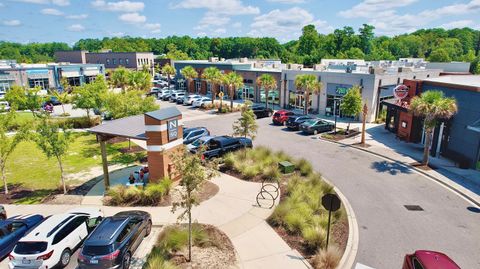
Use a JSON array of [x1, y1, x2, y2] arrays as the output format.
[[82, 245, 114, 256], [191, 138, 205, 147], [304, 120, 318, 126], [14, 241, 48, 254]]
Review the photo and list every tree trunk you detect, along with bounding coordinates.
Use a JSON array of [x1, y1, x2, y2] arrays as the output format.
[[304, 91, 309, 115], [422, 129, 432, 166], [86, 109, 91, 121], [1, 163, 8, 195], [57, 156, 67, 194], [346, 122, 350, 134], [61, 104, 66, 116], [361, 114, 366, 145], [211, 83, 215, 104], [230, 86, 234, 110], [167, 75, 171, 89], [265, 89, 269, 109], [187, 192, 192, 262]]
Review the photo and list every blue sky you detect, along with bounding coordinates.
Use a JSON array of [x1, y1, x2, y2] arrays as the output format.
[[1, 0, 480, 44]]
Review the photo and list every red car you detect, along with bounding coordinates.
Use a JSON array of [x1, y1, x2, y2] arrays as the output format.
[[272, 110, 295, 125], [403, 250, 460, 269]]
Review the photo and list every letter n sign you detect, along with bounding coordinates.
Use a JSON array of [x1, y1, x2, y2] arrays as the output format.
[[168, 119, 178, 141]]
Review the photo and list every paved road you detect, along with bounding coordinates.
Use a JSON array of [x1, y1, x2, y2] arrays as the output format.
[[174, 104, 480, 269]]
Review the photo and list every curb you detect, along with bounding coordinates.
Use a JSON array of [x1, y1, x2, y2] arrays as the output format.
[[321, 176, 359, 269], [319, 137, 480, 208]]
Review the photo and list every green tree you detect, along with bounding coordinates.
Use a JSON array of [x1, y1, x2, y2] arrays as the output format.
[[256, 74, 277, 109], [428, 48, 452, 62], [202, 67, 222, 104], [72, 75, 108, 120], [0, 111, 28, 194], [4, 85, 27, 110], [297, 25, 321, 56], [340, 85, 363, 133], [170, 147, 218, 263], [60, 77, 71, 93], [222, 71, 244, 110], [103, 90, 159, 119], [110, 66, 131, 92], [164, 43, 190, 60], [129, 70, 152, 92], [359, 24, 375, 54], [35, 119, 73, 194], [232, 101, 258, 142], [294, 74, 322, 115], [410, 91, 457, 166], [180, 66, 198, 93], [53, 90, 71, 116], [161, 63, 176, 88], [25, 87, 45, 117]]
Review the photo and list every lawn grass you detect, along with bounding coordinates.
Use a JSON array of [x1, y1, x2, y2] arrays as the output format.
[[4, 132, 145, 204]]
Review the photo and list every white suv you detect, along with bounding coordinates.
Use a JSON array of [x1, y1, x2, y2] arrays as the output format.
[[8, 208, 103, 269]]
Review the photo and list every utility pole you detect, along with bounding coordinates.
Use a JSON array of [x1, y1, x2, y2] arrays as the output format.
[[361, 103, 368, 145]]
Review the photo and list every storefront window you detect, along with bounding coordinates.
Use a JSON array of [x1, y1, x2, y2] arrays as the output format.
[[28, 78, 49, 90], [195, 81, 202, 93], [67, 77, 81, 86], [289, 91, 311, 110], [0, 82, 11, 92], [238, 86, 255, 101]]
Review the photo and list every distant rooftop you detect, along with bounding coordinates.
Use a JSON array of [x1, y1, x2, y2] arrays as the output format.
[[423, 75, 480, 88]]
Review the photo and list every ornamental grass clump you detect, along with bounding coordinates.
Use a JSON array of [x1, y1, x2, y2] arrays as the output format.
[[104, 178, 172, 206], [296, 158, 313, 176], [311, 246, 342, 269]]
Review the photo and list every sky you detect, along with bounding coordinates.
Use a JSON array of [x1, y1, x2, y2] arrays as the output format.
[[0, 0, 480, 44]]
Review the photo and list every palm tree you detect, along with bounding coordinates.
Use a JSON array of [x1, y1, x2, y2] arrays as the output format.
[[410, 90, 457, 166], [294, 74, 322, 115], [110, 67, 131, 93], [222, 72, 244, 110], [256, 74, 277, 109], [129, 70, 152, 92], [202, 67, 222, 104], [161, 64, 176, 89], [180, 66, 198, 93]]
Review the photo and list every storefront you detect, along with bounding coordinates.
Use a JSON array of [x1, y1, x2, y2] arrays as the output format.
[[26, 69, 51, 90]]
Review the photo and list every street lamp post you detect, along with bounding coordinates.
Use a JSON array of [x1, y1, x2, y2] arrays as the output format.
[[333, 98, 341, 135]]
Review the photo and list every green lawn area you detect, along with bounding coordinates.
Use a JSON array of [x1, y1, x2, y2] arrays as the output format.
[[5, 132, 145, 204]]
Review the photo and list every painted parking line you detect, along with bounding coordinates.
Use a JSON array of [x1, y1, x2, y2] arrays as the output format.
[[355, 263, 376, 269]]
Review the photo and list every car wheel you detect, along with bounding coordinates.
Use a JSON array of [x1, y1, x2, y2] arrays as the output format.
[[283, 121, 286, 126], [314, 130, 318, 135], [59, 249, 71, 268], [145, 220, 152, 237], [122, 252, 131, 269], [268, 111, 272, 117]]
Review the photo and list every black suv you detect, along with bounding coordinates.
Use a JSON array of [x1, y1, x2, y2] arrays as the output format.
[[78, 211, 152, 269], [286, 115, 313, 130], [250, 105, 273, 119]]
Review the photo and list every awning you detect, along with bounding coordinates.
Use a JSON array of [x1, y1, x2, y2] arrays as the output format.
[[89, 115, 147, 140], [62, 71, 81, 78], [84, 70, 100, 76]]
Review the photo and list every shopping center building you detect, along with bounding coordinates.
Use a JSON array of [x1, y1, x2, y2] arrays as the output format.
[[0, 60, 105, 93]]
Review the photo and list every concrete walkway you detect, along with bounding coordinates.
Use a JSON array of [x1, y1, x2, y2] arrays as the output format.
[[4, 173, 309, 269]]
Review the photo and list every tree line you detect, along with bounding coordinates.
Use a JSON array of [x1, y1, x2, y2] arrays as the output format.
[[1, 25, 480, 72]]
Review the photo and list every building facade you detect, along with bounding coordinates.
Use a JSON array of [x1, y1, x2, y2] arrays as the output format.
[[383, 75, 480, 169], [55, 50, 154, 71], [0, 61, 105, 93]]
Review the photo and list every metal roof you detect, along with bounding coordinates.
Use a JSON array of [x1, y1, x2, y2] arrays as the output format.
[[145, 106, 181, 121], [89, 114, 147, 140]]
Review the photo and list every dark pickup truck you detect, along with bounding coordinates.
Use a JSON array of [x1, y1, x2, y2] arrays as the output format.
[[190, 136, 252, 159]]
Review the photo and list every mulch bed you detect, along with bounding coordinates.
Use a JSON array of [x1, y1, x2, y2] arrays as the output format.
[[0, 185, 62, 204], [321, 130, 361, 141], [352, 142, 371, 148], [410, 162, 433, 171], [219, 166, 268, 183]]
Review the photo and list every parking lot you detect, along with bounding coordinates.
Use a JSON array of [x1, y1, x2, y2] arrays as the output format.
[[0, 227, 160, 269]]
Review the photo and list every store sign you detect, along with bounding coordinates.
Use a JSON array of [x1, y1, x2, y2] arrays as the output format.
[[393, 84, 409, 100], [335, 87, 350, 95], [167, 119, 179, 141]]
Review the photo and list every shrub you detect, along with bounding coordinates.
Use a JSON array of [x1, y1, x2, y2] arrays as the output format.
[[144, 252, 178, 269], [223, 152, 235, 169], [105, 185, 127, 205], [263, 165, 281, 181], [159, 177, 173, 195], [284, 211, 308, 234], [52, 116, 101, 129], [268, 202, 292, 226], [302, 225, 327, 249], [311, 246, 342, 269], [156, 224, 209, 256], [104, 180, 172, 206], [144, 184, 166, 204], [296, 158, 313, 176]]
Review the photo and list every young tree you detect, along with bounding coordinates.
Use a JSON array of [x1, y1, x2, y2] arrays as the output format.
[[222, 71, 244, 110], [170, 147, 218, 263], [161, 63, 176, 88], [410, 90, 457, 166], [180, 66, 198, 93], [232, 101, 258, 156], [60, 77, 71, 93], [0, 111, 28, 194], [25, 87, 45, 117], [340, 85, 363, 133], [72, 75, 108, 120], [35, 119, 73, 194], [256, 74, 277, 109], [202, 67, 222, 104], [53, 90, 71, 116], [4, 85, 27, 110], [110, 66, 131, 93], [103, 90, 159, 119], [294, 74, 322, 115]]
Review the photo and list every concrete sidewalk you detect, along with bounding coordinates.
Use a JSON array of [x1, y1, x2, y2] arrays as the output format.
[[329, 124, 480, 205], [4, 173, 309, 269]]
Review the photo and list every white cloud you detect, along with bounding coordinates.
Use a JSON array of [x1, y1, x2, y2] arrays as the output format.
[[339, 0, 417, 18], [91, 0, 144, 12], [144, 23, 161, 33], [214, 28, 226, 34], [194, 12, 230, 31], [197, 32, 207, 37], [267, 0, 305, 3], [119, 12, 146, 24], [3, 19, 21, 26], [66, 14, 88, 19], [40, 8, 63, 15], [232, 22, 242, 28], [51, 0, 69, 6], [67, 24, 85, 31], [173, 0, 259, 15], [11, 0, 49, 4], [111, 32, 125, 37], [249, 7, 332, 41], [440, 20, 475, 29]]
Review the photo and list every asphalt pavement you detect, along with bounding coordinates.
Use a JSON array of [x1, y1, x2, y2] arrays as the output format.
[[178, 105, 480, 269]]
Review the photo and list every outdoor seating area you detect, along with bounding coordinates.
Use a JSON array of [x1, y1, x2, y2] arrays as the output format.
[[126, 166, 150, 187]]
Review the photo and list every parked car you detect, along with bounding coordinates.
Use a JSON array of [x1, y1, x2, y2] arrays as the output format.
[[157, 89, 171, 100], [403, 250, 460, 269], [0, 101, 10, 112], [171, 92, 186, 103], [286, 115, 313, 131], [192, 97, 212, 108], [272, 110, 296, 125], [299, 119, 334, 135], [191, 136, 252, 159], [183, 94, 202, 106], [251, 105, 273, 119], [187, 135, 215, 151], [0, 214, 44, 259], [146, 87, 161, 97], [0, 205, 5, 220], [43, 96, 62, 106], [183, 127, 210, 145], [77, 211, 152, 269], [161, 90, 176, 101], [8, 208, 103, 269]]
